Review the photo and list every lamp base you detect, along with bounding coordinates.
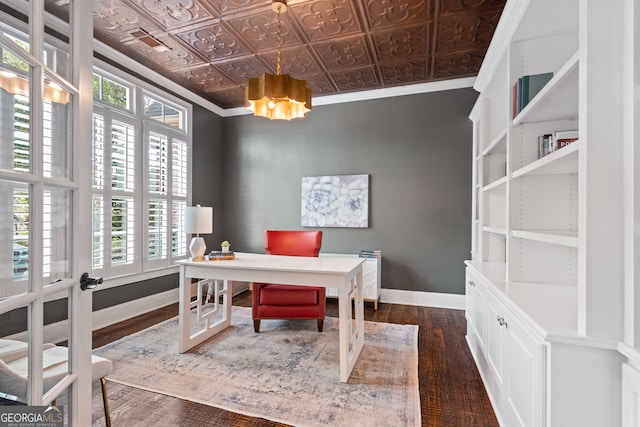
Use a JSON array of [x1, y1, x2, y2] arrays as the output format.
[[189, 236, 207, 261]]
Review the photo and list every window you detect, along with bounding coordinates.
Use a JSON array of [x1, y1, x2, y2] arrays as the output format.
[[93, 73, 131, 111], [91, 109, 137, 276], [91, 68, 190, 279], [143, 95, 185, 130]]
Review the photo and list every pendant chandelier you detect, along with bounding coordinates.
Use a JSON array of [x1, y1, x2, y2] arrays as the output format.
[[245, 0, 312, 120]]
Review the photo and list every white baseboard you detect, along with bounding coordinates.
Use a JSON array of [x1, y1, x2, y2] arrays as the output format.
[[91, 289, 180, 333], [380, 288, 465, 310]]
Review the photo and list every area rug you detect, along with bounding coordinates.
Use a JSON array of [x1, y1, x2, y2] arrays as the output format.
[[94, 306, 420, 427]]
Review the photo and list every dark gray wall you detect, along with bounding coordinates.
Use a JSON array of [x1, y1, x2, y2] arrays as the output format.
[[191, 104, 226, 251], [221, 88, 476, 294]]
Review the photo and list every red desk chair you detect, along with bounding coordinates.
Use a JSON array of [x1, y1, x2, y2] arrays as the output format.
[[252, 230, 325, 333]]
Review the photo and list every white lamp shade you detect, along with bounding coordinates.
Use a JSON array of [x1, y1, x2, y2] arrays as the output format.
[[184, 205, 213, 235]]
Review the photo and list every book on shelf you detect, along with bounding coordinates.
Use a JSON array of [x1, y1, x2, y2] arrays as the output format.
[[208, 251, 235, 260], [555, 130, 579, 150], [359, 249, 381, 258], [537, 130, 578, 159], [537, 134, 552, 158], [513, 72, 554, 117]]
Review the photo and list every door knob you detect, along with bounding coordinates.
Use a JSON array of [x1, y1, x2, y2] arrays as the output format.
[[80, 272, 103, 290]]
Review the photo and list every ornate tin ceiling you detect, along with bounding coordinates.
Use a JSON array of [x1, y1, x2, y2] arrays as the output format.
[[46, 0, 506, 109]]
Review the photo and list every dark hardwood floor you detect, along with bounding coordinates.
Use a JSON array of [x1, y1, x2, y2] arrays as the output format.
[[91, 292, 498, 427]]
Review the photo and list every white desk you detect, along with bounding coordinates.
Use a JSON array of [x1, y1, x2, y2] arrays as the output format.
[[177, 252, 366, 383]]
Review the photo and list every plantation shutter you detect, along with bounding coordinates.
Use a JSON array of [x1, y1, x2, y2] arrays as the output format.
[[91, 109, 137, 276]]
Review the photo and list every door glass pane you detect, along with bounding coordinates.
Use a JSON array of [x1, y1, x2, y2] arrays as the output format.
[[0, 88, 31, 173], [0, 306, 29, 400], [43, 74, 71, 179], [43, 187, 71, 284], [42, 0, 72, 79], [0, 180, 29, 298]]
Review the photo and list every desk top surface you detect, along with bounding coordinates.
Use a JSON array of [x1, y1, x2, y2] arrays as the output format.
[[177, 252, 365, 275]]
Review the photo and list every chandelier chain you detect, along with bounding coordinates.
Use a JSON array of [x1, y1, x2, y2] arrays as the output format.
[[276, 4, 282, 75]]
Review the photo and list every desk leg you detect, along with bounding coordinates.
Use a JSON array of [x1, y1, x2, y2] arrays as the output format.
[[178, 264, 191, 353], [338, 269, 365, 382], [178, 266, 233, 353]]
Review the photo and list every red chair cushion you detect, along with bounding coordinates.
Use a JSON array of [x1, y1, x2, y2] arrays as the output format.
[[258, 284, 320, 305]]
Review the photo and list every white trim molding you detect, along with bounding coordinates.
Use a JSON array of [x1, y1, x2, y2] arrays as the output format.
[[380, 288, 465, 310]]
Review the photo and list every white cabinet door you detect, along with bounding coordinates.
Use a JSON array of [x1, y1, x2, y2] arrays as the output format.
[[486, 296, 506, 386], [505, 313, 545, 427], [474, 281, 487, 353], [623, 363, 640, 427], [466, 273, 487, 354]]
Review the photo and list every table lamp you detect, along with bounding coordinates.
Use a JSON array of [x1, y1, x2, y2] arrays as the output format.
[[185, 204, 213, 261]]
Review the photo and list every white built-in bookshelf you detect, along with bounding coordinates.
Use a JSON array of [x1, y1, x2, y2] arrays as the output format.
[[466, 0, 628, 425]]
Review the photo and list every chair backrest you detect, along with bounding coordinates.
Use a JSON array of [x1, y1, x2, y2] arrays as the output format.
[[264, 230, 322, 257]]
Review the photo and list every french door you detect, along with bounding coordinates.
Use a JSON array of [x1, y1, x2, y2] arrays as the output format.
[[0, 1, 94, 425]]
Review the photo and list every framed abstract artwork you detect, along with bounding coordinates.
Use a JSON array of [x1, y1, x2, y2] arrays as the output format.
[[301, 174, 369, 228]]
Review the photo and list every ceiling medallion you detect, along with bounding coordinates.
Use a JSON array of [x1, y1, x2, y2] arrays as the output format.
[[245, 0, 312, 120]]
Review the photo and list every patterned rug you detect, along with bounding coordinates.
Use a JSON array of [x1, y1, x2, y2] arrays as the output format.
[[94, 306, 420, 427]]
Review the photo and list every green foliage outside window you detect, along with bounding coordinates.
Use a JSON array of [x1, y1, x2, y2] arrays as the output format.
[[2, 36, 29, 72], [93, 73, 129, 109], [103, 79, 128, 108], [92, 74, 101, 99]]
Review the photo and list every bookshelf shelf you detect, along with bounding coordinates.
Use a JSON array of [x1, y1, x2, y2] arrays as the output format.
[[513, 139, 580, 177], [483, 226, 507, 235], [512, 229, 579, 247], [482, 176, 507, 192], [482, 130, 507, 156]]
